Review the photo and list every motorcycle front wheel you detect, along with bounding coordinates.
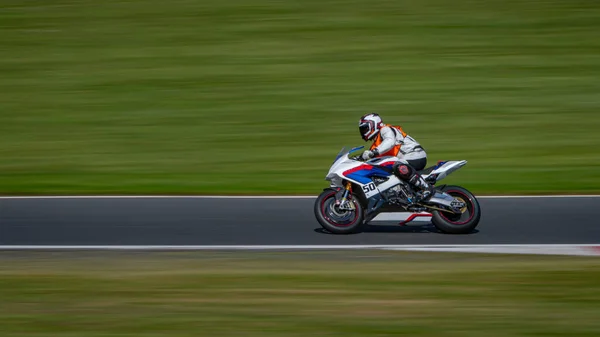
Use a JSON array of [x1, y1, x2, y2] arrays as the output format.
[[314, 189, 365, 234]]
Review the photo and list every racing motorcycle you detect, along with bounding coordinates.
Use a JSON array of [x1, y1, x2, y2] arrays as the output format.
[[314, 146, 481, 234]]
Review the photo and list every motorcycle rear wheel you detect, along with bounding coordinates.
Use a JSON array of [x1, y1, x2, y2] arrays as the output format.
[[314, 189, 365, 234], [431, 185, 481, 234]]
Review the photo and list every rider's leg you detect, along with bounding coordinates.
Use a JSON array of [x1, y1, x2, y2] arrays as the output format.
[[392, 161, 434, 201], [406, 158, 427, 171]]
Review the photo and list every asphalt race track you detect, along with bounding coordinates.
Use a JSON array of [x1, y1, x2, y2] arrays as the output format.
[[1, 196, 599, 246]]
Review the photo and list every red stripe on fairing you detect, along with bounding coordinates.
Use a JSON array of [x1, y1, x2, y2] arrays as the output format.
[[380, 161, 396, 167], [343, 164, 374, 176], [399, 213, 432, 226]]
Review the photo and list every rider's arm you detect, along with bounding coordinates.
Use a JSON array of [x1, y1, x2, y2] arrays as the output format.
[[373, 126, 397, 155]]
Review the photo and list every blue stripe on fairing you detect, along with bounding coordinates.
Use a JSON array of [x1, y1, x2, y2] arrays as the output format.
[[346, 172, 373, 184], [345, 168, 393, 184], [434, 161, 448, 169]]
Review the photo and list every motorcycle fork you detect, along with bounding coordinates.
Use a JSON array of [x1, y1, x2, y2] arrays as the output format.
[[337, 182, 355, 210]]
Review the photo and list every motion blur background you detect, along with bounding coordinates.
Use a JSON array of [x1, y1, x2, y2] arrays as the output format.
[[1, 0, 599, 195], [1, 2, 600, 336]]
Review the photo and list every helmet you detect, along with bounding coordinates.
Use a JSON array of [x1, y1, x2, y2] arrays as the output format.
[[359, 113, 383, 141]]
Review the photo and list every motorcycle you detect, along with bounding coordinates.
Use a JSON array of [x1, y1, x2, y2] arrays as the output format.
[[314, 146, 481, 234]]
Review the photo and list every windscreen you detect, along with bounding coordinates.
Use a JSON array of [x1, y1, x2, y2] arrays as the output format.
[[332, 147, 349, 164], [332, 146, 364, 164]]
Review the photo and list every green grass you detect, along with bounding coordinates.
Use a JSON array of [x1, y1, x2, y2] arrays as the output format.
[[0, 251, 599, 336], [1, 0, 599, 195]]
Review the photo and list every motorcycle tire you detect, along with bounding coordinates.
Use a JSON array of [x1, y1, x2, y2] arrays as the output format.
[[314, 188, 365, 234], [431, 185, 481, 234]]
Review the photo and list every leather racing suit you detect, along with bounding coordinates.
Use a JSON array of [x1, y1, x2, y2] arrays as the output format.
[[367, 124, 434, 201]]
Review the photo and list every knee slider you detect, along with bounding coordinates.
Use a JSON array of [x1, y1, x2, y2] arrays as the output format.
[[393, 163, 414, 180]]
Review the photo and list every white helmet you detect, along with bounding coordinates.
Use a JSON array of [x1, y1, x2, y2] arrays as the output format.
[[359, 113, 383, 141]]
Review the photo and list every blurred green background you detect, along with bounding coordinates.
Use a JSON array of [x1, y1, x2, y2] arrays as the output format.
[[1, 251, 599, 336], [1, 0, 599, 195]]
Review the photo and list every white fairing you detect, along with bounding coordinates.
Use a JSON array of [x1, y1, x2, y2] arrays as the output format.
[[421, 160, 468, 183], [325, 150, 369, 186], [325, 146, 467, 199], [325, 148, 395, 198], [325, 147, 402, 198]]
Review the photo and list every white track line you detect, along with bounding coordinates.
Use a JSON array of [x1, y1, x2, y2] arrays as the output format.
[[0, 195, 598, 200], [1, 244, 598, 256], [1, 244, 599, 249]]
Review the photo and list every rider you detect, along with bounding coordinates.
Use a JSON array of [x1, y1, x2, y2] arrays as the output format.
[[358, 113, 435, 201]]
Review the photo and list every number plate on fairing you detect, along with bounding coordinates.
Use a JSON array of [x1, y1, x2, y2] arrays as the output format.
[[361, 182, 380, 198]]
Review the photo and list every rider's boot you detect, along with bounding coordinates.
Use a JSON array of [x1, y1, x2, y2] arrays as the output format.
[[393, 162, 435, 204], [409, 174, 435, 203]]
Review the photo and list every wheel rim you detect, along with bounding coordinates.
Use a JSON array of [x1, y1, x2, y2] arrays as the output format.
[[320, 192, 359, 227], [439, 190, 475, 225]]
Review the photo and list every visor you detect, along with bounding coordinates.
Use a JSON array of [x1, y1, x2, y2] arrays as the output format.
[[359, 123, 371, 136]]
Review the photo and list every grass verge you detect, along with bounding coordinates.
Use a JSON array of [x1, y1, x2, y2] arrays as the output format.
[[0, 251, 599, 336]]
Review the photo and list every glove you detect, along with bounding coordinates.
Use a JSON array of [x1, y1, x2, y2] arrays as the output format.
[[361, 150, 376, 161]]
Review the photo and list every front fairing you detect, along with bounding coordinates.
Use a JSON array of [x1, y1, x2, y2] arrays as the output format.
[[325, 146, 364, 186]]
